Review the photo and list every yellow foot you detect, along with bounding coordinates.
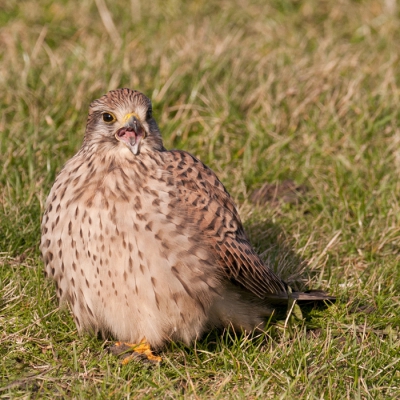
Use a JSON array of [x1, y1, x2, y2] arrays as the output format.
[[109, 339, 162, 364]]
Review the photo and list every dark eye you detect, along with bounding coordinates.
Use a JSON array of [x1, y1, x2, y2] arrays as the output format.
[[102, 112, 116, 123], [146, 107, 152, 120]]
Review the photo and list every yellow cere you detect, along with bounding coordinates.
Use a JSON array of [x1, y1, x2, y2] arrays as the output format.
[[123, 112, 140, 123]]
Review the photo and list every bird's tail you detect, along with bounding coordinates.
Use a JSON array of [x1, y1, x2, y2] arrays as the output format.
[[291, 290, 336, 304], [265, 289, 336, 305]]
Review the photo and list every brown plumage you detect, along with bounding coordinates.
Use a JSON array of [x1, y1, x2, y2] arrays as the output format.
[[40, 88, 333, 351]]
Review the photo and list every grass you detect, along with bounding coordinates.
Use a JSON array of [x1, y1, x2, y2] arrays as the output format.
[[1, 0, 400, 397]]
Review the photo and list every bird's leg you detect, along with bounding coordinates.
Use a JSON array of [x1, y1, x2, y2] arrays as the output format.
[[109, 338, 162, 364]]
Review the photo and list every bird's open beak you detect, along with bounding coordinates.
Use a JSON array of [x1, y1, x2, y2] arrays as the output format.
[[115, 113, 147, 155]]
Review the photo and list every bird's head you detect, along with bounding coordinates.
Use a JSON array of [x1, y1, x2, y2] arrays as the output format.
[[84, 88, 163, 155]]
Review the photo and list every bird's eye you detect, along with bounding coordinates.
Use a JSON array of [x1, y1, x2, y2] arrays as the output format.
[[146, 108, 152, 120], [102, 112, 116, 123]]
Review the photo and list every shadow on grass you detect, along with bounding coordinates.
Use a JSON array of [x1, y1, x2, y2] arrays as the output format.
[[244, 217, 309, 291]]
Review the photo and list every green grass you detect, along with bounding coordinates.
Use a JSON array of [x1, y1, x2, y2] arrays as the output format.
[[1, 0, 400, 397]]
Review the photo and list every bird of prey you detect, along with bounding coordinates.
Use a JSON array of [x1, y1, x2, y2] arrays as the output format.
[[40, 88, 333, 363]]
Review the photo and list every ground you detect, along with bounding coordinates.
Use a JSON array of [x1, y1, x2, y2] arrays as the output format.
[[0, 0, 400, 398]]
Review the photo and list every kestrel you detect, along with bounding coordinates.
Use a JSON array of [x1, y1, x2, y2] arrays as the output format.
[[40, 88, 333, 362]]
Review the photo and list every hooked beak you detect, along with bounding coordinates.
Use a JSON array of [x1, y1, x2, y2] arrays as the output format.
[[115, 113, 146, 155]]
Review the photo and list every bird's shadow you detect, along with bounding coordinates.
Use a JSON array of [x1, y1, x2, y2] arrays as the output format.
[[163, 327, 275, 362], [245, 179, 315, 290], [243, 217, 310, 292]]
